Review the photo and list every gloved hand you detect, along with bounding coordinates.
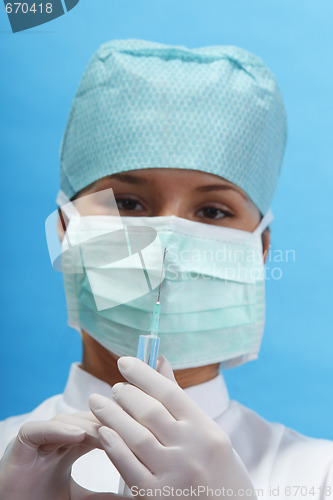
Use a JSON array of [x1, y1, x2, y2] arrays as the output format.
[[89, 356, 257, 500], [0, 411, 102, 500]]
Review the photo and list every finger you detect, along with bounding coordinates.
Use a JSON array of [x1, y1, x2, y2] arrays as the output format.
[[18, 421, 86, 449], [52, 412, 102, 449], [117, 357, 201, 421], [98, 426, 152, 488], [111, 382, 178, 445], [89, 393, 164, 473], [62, 411, 101, 424], [156, 355, 178, 384], [9, 421, 85, 463], [53, 411, 101, 427]]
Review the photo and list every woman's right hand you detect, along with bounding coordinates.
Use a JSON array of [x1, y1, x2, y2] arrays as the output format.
[[0, 411, 102, 500]]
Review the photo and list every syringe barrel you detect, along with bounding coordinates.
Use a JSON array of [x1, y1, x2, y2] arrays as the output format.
[[136, 334, 160, 369]]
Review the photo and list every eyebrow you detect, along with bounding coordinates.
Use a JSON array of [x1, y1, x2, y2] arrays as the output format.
[[109, 173, 249, 202], [195, 184, 250, 202]]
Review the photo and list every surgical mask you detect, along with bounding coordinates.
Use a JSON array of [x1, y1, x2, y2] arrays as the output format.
[[60, 211, 272, 370]]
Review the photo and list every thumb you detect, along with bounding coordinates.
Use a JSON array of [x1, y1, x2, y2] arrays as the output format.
[[155, 355, 178, 384], [8, 421, 86, 463]]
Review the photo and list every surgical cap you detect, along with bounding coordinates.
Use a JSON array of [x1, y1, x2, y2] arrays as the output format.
[[58, 39, 287, 214]]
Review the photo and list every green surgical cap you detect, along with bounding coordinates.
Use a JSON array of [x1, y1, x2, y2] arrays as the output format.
[[58, 39, 287, 214]]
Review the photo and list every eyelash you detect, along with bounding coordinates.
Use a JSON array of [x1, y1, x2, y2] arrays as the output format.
[[115, 197, 233, 220], [196, 206, 233, 220], [115, 198, 143, 211]]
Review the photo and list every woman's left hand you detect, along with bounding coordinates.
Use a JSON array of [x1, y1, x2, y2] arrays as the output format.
[[89, 356, 257, 500]]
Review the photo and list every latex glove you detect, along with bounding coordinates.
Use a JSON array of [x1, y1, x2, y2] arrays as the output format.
[[89, 356, 257, 500], [0, 411, 102, 500]]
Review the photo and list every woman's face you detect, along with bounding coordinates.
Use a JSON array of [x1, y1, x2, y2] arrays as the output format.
[[76, 168, 262, 232], [71, 168, 270, 385]]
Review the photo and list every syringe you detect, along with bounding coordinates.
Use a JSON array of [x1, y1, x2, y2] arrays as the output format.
[[118, 248, 168, 498], [136, 247, 167, 369]]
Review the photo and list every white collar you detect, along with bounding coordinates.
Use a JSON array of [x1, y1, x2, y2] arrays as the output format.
[[183, 373, 230, 420], [63, 363, 114, 411], [63, 362, 229, 420]]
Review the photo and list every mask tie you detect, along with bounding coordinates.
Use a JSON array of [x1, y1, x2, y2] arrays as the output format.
[[253, 209, 274, 236]]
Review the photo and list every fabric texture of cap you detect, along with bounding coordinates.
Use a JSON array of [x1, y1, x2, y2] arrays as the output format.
[[58, 39, 287, 214]]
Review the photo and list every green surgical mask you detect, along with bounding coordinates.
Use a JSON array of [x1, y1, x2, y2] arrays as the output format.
[[61, 212, 272, 370]]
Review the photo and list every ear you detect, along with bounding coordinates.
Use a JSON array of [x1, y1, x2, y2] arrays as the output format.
[[57, 209, 69, 243], [262, 228, 270, 264]]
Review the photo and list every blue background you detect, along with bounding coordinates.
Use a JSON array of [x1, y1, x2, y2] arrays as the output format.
[[0, 0, 332, 439]]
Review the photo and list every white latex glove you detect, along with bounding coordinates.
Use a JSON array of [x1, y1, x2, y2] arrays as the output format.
[[0, 411, 102, 500], [89, 356, 257, 500]]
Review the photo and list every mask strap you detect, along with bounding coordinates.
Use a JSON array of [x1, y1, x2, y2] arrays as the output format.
[[253, 208, 274, 236], [56, 189, 70, 207], [56, 190, 80, 220]]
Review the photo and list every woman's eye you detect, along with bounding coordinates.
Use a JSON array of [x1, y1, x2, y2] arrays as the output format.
[[197, 207, 232, 220], [115, 198, 143, 211]]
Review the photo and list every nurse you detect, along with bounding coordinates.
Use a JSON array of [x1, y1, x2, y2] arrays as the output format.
[[0, 40, 332, 500]]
